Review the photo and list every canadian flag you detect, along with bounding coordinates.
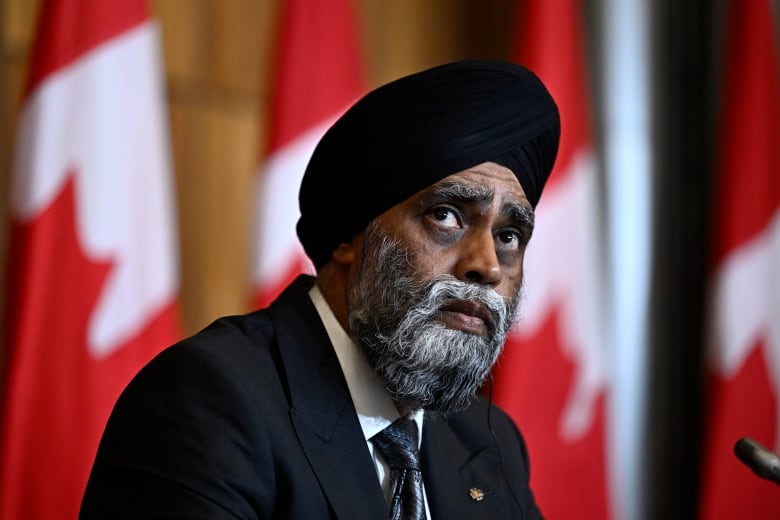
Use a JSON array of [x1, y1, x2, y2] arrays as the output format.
[[698, 0, 780, 518], [251, 0, 365, 307], [491, 0, 611, 518], [0, 0, 182, 518]]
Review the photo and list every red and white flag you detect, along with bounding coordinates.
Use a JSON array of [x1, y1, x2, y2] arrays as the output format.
[[699, 0, 780, 518], [491, 0, 611, 518], [251, 0, 365, 307], [0, 0, 182, 518]]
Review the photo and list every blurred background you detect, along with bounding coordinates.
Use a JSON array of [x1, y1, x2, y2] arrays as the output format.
[[0, 0, 778, 519], [1, 0, 523, 333]]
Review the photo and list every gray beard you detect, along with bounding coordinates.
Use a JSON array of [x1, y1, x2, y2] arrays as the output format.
[[347, 222, 520, 417]]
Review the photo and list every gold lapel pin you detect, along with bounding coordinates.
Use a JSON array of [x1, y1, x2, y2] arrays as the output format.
[[468, 487, 485, 502]]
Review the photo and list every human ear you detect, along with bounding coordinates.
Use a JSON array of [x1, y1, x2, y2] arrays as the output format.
[[331, 240, 358, 265]]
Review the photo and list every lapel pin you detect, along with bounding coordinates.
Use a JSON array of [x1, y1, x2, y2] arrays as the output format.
[[468, 487, 485, 502]]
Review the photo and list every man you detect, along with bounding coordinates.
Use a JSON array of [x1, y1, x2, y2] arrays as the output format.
[[80, 59, 560, 519]]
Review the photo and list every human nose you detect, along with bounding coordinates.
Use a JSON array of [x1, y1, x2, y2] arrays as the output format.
[[453, 230, 501, 286]]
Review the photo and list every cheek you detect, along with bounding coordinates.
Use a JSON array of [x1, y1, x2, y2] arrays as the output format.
[[405, 239, 459, 277], [516, 250, 527, 280], [497, 254, 525, 297], [384, 218, 456, 273], [500, 270, 523, 296]]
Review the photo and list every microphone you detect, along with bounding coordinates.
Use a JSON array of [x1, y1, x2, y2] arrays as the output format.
[[734, 437, 780, 485]]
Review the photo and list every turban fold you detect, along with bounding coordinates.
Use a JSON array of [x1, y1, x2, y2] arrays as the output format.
[[297, 59, 560, 269]]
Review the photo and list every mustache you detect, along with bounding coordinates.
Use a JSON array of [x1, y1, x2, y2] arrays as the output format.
[[411, 276, 512, 335]]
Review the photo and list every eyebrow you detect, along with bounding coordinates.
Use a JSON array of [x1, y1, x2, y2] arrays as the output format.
[[503, 198, 535, 231], [432, 180, 493, 205], [431, 180, 535, 230]]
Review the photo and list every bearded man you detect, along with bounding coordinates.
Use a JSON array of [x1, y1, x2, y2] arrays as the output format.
[[81, 59, 560, 520]]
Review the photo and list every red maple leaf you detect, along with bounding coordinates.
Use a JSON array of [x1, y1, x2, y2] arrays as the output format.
[[492, 307, 610, 519], [1, 173, 178, 519]]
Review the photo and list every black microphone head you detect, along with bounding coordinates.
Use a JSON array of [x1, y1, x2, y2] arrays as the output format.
[[734, 437, 780, 485]]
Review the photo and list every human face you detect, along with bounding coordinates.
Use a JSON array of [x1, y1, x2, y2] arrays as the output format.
[[347, 162, 534, 415]]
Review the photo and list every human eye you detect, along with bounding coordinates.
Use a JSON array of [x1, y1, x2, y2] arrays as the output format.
[[495, 227, 527, 252], [498, 202, 534, 253], [429, 205, 462, 229]]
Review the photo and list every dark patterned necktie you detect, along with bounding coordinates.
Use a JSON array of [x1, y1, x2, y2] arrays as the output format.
[[372, 418, 425, 520]]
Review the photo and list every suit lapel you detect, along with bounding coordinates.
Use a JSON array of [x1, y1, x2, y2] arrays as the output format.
[[269, 277, 387, 520], [422, 413, 515, 519]]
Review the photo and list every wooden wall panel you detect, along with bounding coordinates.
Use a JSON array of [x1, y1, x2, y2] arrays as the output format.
[[210, 0, 276, 92], [154, 0, 214, 83], [155, 0, 272, 333], [362, 0, 512, 85], [363, 0, 470, 82], [169, 99, 258, 332], [0, 0, 37, 47]]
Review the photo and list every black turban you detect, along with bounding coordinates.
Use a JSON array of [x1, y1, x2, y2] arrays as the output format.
[[297, 59, 560, 269]]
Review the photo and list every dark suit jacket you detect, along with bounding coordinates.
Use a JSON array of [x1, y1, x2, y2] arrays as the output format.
[[80, 275, 542, 519]]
